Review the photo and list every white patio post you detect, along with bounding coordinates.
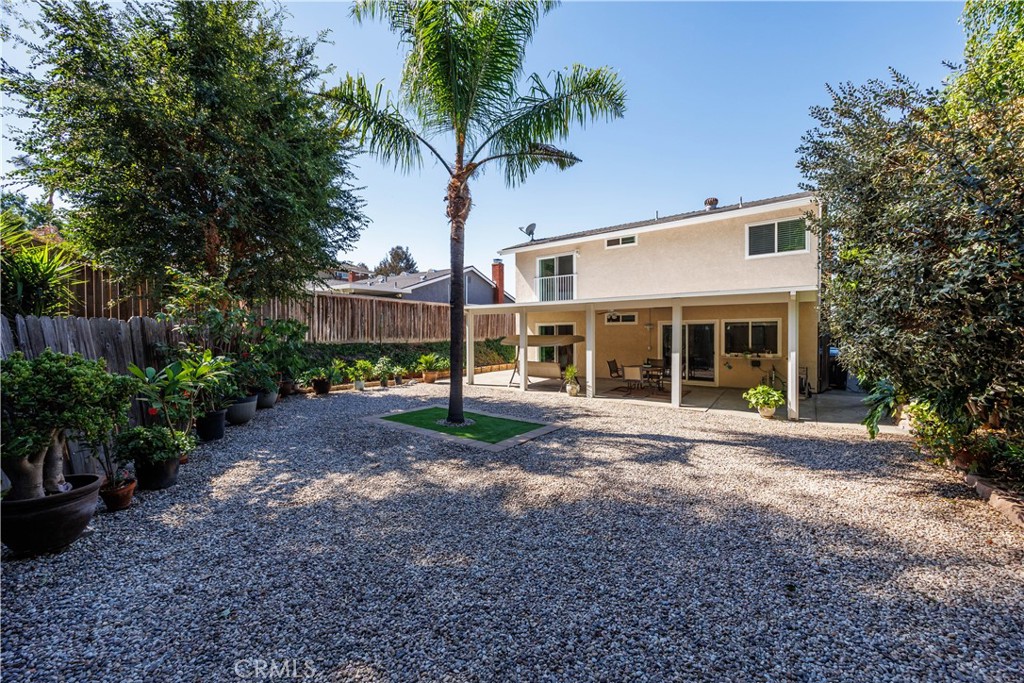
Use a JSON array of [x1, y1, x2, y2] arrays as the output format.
[[787, 293, 799, 420], [585, 304, 596, 398], [466, 312, 475, 385], [518, 308, 528, 391], [670, 302, 683, 407]]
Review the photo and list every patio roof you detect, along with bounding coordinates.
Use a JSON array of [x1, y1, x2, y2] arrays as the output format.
[[466, 284, 818, 314]]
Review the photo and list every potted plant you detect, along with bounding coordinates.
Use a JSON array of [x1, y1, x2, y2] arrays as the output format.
[[302, 366, 335, 395], [416, 353, 444, 383], [393, 365, 406, 385], [95, 442, 136, 512], [351, 359, 374, 391], [563, 364, 581, 397], [1, 350, 139, 554], [222, 357, 266, 425], [742, 384, 786, 419], [374, 356, 397, 389], [116, 425, 194, 490]]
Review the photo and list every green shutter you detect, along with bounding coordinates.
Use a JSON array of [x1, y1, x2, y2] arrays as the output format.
[[776, 219, 807, 252], [748, 224, 775, 256]]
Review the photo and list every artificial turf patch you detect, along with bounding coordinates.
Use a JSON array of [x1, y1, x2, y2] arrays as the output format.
[[382, 407, 544, 444]]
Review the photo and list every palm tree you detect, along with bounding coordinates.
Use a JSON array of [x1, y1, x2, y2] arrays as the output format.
[[327, 0, 626, 423]]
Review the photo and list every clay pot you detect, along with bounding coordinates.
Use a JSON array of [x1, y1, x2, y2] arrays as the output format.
[[100, 479, 137, 512]]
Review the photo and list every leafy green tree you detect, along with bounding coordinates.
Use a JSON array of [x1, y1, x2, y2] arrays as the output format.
[[327, 0, 626, 422], [2, 0, 367, 303], [797, 1, 1023, 437], [0, 191, 60, 231], [374, 245, 419, 276]]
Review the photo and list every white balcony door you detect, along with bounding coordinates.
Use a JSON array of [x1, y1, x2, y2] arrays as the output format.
[[537, 254, 575, 301]]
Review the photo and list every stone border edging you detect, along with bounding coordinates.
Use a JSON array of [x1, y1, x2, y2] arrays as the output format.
[[964, 474, 1024, 530], [364, 406, 561, 453]]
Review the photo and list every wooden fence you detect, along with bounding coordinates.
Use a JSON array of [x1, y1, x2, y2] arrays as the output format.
[[259, 292, 515, 344], [58, 264, 514, 343]]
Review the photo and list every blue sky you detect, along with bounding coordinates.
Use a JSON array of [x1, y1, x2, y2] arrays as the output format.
[[3, 1, 968, 273]]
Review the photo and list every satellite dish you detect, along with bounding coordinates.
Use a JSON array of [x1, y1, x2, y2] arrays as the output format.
[[519, 222, 536, 240]]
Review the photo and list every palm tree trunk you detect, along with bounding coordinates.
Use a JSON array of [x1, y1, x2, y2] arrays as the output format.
[[446, 176, 472, 423]]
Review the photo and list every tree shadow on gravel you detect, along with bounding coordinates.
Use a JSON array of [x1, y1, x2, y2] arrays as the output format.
[[4, 388, 1022, 682]]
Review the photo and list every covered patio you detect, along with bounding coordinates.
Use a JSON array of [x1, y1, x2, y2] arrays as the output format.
[[466, 286, 819, 420], [446, 368, 887, 430]]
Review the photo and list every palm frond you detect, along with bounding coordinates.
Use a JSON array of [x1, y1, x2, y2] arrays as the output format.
[[471, 63, 626, 184], [323, 74, 434, 173]]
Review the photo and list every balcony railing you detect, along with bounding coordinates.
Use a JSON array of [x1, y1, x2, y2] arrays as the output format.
[[535, 274, 576, 301]]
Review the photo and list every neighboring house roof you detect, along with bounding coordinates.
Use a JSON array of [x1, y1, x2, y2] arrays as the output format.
[[499, 191, 815, 253], [308, 265, 515, 302]]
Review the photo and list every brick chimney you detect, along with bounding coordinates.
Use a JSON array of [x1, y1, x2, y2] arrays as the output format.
[[348, 271, 358, 282], [491, 259, 505, 304]]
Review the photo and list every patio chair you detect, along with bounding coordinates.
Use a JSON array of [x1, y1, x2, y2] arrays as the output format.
[[623, 365, 645, 394], [607, 359, 629, 393]]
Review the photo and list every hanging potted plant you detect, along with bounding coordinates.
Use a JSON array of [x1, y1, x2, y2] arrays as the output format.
[[742, 384, 786, 419], [116, 426, 194, 490], [1, 350, 139, 555], [563, 364, 581, 397]]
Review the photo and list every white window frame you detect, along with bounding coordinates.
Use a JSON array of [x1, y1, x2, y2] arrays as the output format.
[[604, 311, 638, 325], [744, 216, 810, 260], [657, 320, 720, 386], [605, 235, 637, 249], [721, 318, 783, 358], [535, 322, 576, 365], [535, 251, 577, 301]]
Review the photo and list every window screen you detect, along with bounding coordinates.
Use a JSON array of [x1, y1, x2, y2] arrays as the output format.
[[776, 219, 807, 252], [748, 224, 776, 256]]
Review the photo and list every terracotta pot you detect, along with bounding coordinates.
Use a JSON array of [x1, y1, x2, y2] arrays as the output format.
[[136, 457, 180, 490], [100, 479, 137, 512], [422, 371, 439, 384], [226, 394, 258, 425], [1, 474, 103, 556], [311, 378, 331, 395], [196, 409, 227, 442]]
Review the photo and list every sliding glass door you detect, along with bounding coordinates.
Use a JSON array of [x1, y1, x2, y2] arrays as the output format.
[[660, 321, 718, 385]]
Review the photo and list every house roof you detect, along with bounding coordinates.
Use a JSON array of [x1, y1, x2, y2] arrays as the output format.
[[499, 191, 815, 253], [309, 265, 516, 302]]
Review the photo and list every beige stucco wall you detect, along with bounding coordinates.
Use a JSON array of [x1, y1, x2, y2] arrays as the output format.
[[523, 301, 819, 392], [513, 202, 819, 302]]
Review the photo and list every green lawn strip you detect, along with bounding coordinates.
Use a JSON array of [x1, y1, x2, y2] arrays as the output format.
[[382, 407, 543, 444]]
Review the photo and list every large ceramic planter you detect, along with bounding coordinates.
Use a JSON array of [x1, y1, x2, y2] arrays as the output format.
[[226, 395, 258, 425], [758, 406, 776, 419], [566, 382, 580, 397], [135, 457, 180, 490], [421, 371, 438, 384], [257, 389, 280, 409], [1, 474, 103, 556], [100, 479, 137, 512], [311, 379, 331, 395], [196, 409, 228, 442]]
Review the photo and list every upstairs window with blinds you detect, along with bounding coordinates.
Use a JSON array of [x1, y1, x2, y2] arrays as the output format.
[[747, 218, 807, 257]]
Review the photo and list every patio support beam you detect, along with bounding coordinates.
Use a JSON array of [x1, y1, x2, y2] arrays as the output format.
[[585, 304, 596, 398], [518, 308, 528, 391], [787, 293, 799, 420], [671, 302, 682, 407], [466, 312, 475, 385]]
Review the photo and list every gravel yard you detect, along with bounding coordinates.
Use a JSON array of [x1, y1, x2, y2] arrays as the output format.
[[3, 382, 1022, 682]]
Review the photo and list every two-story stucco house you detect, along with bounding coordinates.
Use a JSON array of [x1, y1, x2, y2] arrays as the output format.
[[465, 191, 821, 419]]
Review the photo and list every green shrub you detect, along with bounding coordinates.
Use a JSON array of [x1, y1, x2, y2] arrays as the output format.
[[742, 384, 785, 409], [116, 425, 194, 464]]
